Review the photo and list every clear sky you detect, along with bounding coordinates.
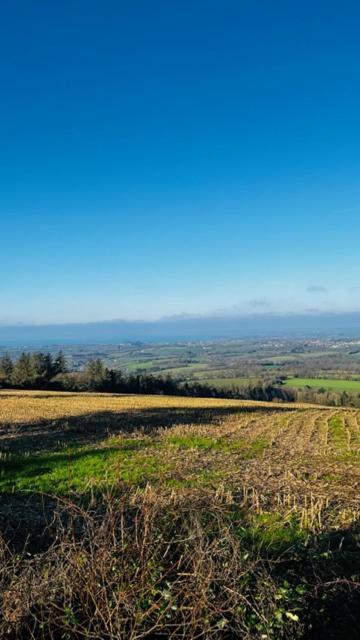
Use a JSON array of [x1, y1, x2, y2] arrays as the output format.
[[1, 0, 360, 325]]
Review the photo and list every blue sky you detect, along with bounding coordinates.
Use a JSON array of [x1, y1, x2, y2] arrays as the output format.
[[1, 0, 360, 324]]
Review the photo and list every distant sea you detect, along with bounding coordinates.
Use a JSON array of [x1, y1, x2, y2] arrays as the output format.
[[1, 313, 360, 346]]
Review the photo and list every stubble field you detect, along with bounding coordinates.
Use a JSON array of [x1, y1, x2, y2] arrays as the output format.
[[1, 390, 360, 639]]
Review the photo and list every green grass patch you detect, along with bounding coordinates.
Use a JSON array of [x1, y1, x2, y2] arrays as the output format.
[[285, 377, 360, 392], [166, 434, 225, 450], [0, 439, 170, 494], [245, 512, 306, 552], [0, 426, 269, 496], [328, 415, 348, 453], [243, 437, 268, 458]]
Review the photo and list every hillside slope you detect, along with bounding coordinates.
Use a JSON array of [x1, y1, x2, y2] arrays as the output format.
[[0, 391, 360, 639]]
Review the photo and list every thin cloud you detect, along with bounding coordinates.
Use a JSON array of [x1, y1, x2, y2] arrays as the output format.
[[307, 285, 327, 293], [248, 297, 271, 308]]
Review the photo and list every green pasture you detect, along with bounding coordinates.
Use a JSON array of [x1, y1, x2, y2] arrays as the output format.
[[285, 377, 360, 392]]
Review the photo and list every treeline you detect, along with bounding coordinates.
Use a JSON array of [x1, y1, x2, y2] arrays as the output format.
[[0, 352, 296, 403], [291, 385, 360, 408], [0, 352, 67, 388], [2, 351, 360, 406]]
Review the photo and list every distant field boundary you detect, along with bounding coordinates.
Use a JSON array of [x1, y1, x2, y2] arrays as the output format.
[[285, 377, 360, 392]]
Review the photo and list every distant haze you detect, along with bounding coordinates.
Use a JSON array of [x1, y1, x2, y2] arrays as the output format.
[[1, 312, 360, 346]]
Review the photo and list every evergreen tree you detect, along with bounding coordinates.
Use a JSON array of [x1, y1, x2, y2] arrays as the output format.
[[12, 353, 37, 387], [84, 358, 107, 390], [0, 354, 14, 385], [54, 351, 67, 375], [42, 353, 55, 380], [30, 352, 55, 384]]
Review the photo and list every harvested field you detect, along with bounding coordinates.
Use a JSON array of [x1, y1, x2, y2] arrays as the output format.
[[0, 390, 360, 639]]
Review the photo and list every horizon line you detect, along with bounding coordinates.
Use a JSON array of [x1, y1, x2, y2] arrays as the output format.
[[2, 308, 360, 329]]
